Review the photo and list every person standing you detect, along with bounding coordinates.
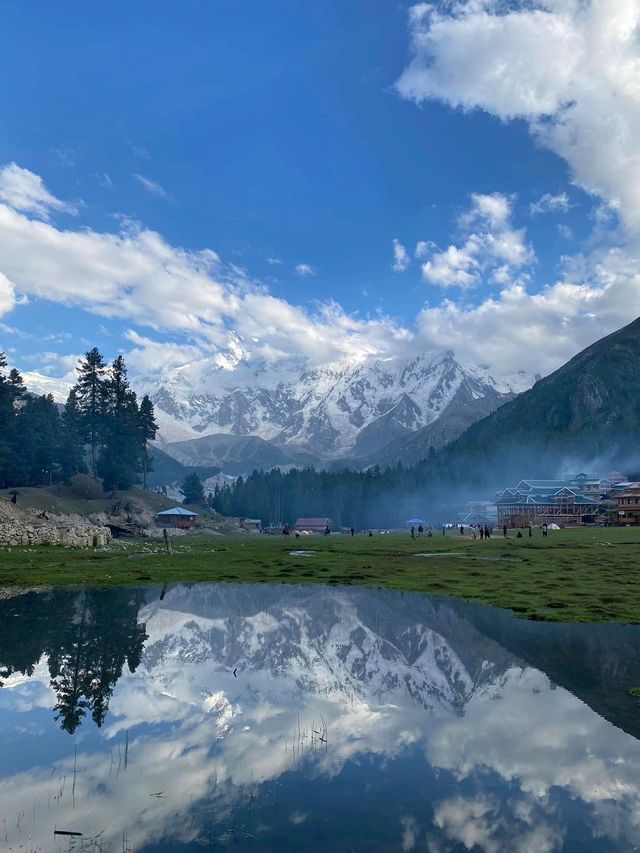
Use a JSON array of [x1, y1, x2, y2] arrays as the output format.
[[503, 523, 508, 539], [460, 525, 464, 536], [350, 527, 355, 537], [411, 526, 416, 540], [484, 525, 490, 539], [528, 521, 533, 538]]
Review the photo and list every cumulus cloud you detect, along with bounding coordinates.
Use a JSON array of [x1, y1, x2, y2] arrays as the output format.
[[295, 262, 315, 277], [397, 0, 640, 234], [530, 192, 571, 216], [414, 240, 432, 259], [392, 238, 411, 272], [134, 173, 170, 199], [420, 193, 534, 288], [0, 272, 15, 318], [0, 167, 410, 369], [417, 243, 640, 374], [266, 256, 283, 266], [0, 162, 77, 219]]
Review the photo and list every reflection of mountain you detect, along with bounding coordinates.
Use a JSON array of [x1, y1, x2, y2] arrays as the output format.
[[137, 584, 640, 740], [138, 585, 520, 715], [3, 583, 640, 852], [0, 589, 147, 732], [455, 600, 640, 740]]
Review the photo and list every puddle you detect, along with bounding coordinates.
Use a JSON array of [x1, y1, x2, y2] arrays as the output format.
[[1, 582, 638, 851], [415, 552, 522, 562], [289, 550, 317, 557]]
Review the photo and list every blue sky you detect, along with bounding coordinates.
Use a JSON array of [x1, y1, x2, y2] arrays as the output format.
[[0, 0, 638, 382]]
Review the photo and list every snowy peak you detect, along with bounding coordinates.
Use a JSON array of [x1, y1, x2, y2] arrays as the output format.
[[143, 350, 535, 464]]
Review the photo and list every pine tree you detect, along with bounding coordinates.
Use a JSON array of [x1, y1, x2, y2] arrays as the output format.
[[12, 395, 61, 485], [180, 472, 205, 505], [75, 348, 107, 479], [59, 389, 87, 482], [98, 355, 141, 497], [138, 395, 158, 489]]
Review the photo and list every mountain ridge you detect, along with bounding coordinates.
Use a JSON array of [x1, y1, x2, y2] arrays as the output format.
[[142, 349, 535, 471]]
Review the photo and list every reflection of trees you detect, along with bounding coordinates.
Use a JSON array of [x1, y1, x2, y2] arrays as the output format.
[[0, 589, 147, 734]]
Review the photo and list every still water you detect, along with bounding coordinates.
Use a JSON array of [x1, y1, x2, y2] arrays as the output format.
[[1, 583, 640, 852]]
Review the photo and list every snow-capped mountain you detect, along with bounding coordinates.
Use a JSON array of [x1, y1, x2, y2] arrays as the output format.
[[136, 584, 516, 715], [139, 350, 536, 467]]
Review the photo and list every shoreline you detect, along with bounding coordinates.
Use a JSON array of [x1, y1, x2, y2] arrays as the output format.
[[1, 528, 639, 624]]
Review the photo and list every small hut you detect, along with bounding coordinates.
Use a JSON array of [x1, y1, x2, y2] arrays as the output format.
[[240, 517, 262, 532], [155, 507, 199, 529], [294, 517, 332, 534]]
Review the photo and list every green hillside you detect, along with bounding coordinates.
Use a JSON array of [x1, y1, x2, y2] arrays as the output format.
[[439, 317, 640, 483]]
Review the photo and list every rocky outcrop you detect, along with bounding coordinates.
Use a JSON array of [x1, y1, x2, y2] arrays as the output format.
[[0, 520, 111, 548]]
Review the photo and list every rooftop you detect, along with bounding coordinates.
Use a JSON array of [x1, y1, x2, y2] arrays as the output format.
[[155, 507, 199, 517]]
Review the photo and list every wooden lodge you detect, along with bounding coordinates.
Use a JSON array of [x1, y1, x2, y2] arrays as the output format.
[[610, 482, 640, 526], [496, 481, 601, 527], [294, 517, 332, 534], [155, 507, 199, 529], [239, 517, 262, 532]]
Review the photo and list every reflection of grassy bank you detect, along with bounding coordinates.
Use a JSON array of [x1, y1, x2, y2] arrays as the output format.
[[1, 527, 640, 623]]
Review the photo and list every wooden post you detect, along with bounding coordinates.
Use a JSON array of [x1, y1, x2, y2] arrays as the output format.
[[163, 528, 172, 555]]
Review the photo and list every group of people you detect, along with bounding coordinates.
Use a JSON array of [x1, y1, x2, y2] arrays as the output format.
[[458, 524, 493, 540], [502, 521, 549, 539]]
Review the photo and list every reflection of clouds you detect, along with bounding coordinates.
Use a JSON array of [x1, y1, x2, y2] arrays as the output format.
[[2, 586, 640, 851], [432, 794, 564, 853], [426, 667, 640, 849]]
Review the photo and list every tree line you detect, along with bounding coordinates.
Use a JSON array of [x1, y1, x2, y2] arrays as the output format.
[[208, 460, 452, 529], [0, 347, 158, 495]]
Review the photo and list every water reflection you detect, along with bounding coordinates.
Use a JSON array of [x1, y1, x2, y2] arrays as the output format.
[[1, 583, 640, 851]]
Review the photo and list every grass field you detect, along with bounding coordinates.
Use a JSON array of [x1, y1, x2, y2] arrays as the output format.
[[1, 526, 640, 623]]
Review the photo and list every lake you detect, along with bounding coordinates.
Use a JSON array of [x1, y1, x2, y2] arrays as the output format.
[[1, 583, 640, 851]]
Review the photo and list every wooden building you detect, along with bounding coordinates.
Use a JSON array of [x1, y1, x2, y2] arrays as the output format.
[[496, 484, 601, 527], [294, 517, 333, 534], [610, 482, 640, 526], [240, 517, 262, 532], [155, 507, 199, 529]]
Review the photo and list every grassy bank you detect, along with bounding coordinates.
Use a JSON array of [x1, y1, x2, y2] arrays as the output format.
[[1, 527, 640, 623]]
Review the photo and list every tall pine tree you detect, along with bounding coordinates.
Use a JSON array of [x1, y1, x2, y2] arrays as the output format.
[[138, 394, 158, 489], [75, 348, 107, 479], [97, 355, 142, 497]]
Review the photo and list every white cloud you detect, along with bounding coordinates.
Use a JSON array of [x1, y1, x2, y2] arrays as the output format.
[[557, 223, 574, 241], [414, 240, 432, 259], [397, 0, 640, 234], [266, 257, 283, 266], [295, 262, 315, 277], [417, 242, 640, 374], [420, 193, 534, 288], [0, 166, 411, 369], [134, 173, 170, 199], [530, 192, 571, 216], [0, 272, 15, 318], [0, 162, 77, 219], [392, 238, 410, 272], [97, 173, 113, 189], [3, 163, 638, 381]]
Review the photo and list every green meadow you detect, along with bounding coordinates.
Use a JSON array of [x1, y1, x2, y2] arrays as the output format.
[[1, 526, 640, 624]]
